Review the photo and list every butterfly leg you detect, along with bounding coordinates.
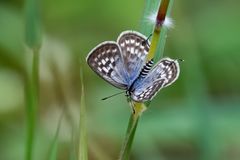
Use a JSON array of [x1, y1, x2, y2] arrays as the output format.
[[129, 100, 136, 114], [126, 93, 136, 114]]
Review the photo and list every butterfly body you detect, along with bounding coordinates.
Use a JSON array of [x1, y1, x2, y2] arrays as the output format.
[[86, 30, 180, 102]]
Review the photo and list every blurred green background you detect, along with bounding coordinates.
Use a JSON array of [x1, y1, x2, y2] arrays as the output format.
[[0, 0, 240, 160]]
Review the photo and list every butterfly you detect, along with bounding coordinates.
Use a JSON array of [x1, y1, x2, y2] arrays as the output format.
[[86, 30, 180, 102]]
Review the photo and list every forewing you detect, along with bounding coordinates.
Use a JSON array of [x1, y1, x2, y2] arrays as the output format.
[[86, 41, 128, 89], [117, 31, 150, 84], [131, 58, 180, 102]]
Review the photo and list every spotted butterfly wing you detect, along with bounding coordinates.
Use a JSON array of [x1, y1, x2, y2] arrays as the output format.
[[86, 41, 128, 89], [131, 58, 180, 102], [86, 30, 150, 89], [117, 31, 150, 85], [87, 31, 180, 102]]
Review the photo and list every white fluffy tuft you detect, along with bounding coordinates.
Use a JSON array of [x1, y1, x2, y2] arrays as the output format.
[[163, 17, 174, 28], [146, 12, 174, 29], [146, 11, 157, 24]]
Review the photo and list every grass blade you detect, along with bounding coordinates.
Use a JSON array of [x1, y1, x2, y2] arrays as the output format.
[[47, 112, 64, 160], [140, 0, 160, 35], [24, 0, 42, 159], [78, 67, 88, 160], [24, 48, 39, 160], [119, 103, 146, 160]]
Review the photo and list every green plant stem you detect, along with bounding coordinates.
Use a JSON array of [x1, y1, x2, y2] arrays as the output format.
[[24, 0, 41, 158], [78, 69, 88, 160], [48, 111, 64, 160], [119, 112, 139, 160], [119, 103, 146, 160], [147, 0, 171, 61], [25, 49, 39, 160], [154, 0, 174, 61]]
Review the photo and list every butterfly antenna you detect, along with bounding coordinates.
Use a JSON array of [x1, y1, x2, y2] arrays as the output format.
[[142, 33, 153, 46], [176, 58, 184, 62], [101, 91, 125, 100], [146, 33, 153, 41]]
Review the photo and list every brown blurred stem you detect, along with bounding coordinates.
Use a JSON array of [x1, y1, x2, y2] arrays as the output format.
[[156, 0, 170, 29]]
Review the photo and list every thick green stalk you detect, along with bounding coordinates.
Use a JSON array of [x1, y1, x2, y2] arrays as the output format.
[[147, 0, 172, 61], [119, 103, 145, 160], [119, 114, 139, 160], [154, 0, 174, 61]]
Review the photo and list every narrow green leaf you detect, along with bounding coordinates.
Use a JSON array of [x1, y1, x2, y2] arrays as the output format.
[[140, 0, 160, 35], [47, 112, 63, 160], [78, 67, 88, 160], [24, 48, 40, 160], [24, 0, 42, 159], [70, 128, 77, 160]]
